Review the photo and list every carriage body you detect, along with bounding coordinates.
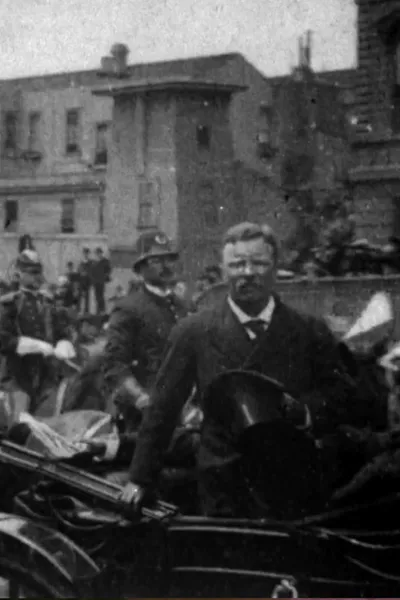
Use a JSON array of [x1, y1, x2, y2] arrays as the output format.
[[0, 439, 400, 598]]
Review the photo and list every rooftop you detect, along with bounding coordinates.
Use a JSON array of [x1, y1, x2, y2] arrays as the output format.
[[0, 52, 249, 93], [0, 51, 356, 95], [268, 67, 356, 89]]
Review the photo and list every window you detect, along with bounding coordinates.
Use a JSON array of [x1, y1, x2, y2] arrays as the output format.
[[138, 179, 160, 229], [3, 200, 18, 232], [65, 109, 81, 155], [392, 40, 400, 132], [27, 111, 41, 153], [98, 195, 104, 233], [94, 122, 108, 165], [3, 111, 17, 152], [60, 198, 75, 233], [196, 125, 211, 149]]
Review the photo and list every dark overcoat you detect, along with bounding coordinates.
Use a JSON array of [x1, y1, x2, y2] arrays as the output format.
[[129, 295, 369, 486], [102, 284, 188, 392]]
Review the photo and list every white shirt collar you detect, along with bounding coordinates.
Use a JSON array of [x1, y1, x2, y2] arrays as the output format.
[[228, 295, 275, 325], [145, 283, 172, 298]]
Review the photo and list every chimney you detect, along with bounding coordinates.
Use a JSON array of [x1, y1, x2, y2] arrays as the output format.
[[298, 36, 304, 67], [305, 30, 312, 69], [99, 43, 130, 78], [111, 43, 129, 75]]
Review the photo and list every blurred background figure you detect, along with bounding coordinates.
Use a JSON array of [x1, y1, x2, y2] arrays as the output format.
[[192, 264, 223, 307], [91, 247, 112, 316], [174, 279, 196, 312], [65, 261, 80, 310], [0, 278, 9, 296], [77, 247, 93, 315], [127, 273, 143, 295], [109, 284, 125, 311], [18, 234, 35, 254]]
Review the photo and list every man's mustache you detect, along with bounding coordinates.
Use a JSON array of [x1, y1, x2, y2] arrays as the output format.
[[236, 278, 261, 289]]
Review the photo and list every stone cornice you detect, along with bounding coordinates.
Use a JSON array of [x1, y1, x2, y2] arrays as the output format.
[[0, 178, 105, 195], [348, 165, 400, 182], [351, 133, 400, 147]]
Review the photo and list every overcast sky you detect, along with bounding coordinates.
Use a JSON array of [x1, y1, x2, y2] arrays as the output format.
[[0, 0, 357, 80]]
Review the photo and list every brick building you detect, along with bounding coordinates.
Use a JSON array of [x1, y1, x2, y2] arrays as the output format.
[[0, 49, 291, 281], [350, 0, 400, 242], [0, 44, 354, 282], [263, 41, 357, 266]]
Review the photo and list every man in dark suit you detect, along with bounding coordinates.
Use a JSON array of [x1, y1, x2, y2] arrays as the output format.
[[77, 247, 93, 315], [91, 247, 112, 315], [101, 230, 188, 423], [120, 221, 368, 515]]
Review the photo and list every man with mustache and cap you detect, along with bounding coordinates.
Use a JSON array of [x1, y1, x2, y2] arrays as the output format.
[[101, 230, 188, 426], [0, 250, 75, 426], [119, 221, 370, 517]]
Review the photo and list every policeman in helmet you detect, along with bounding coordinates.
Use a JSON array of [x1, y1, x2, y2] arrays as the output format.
[[101, 230, 188, 426], [0, 250, 75, 424]]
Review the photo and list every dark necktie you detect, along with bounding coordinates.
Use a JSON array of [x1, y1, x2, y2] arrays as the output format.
[[245, 319, 268, 339]]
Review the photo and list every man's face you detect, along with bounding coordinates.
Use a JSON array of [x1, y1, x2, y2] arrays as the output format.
[[19, 269, 43, 290], [140, 255, 178, 288], [222, 237, 276, 309], [174, 281, 187, 299]]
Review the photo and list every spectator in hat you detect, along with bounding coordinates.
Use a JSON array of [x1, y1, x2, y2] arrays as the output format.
[[101, 230, 189, 428], [91, 247, 112, 316], [77, 247, 93, 315], [18, 234, 35, 254]]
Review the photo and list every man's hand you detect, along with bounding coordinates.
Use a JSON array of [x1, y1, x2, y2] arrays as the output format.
[[119, 481, 146, 511]]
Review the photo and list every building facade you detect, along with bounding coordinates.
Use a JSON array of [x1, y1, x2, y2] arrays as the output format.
[[350, 0, 400, 243], [0, 45, 354, 283], [0, 50, 289, 281], [0, 71, 111, 280]]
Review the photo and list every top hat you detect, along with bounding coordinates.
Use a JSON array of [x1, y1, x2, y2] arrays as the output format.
[[16, 250, 43, 274], [202, 369, 323, 518], [132, 230, 178, 272], [203, 370, 286, 446]]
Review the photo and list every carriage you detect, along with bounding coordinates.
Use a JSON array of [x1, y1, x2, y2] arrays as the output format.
[[0, 288, 399, 598], [0, 428, 400, 599]]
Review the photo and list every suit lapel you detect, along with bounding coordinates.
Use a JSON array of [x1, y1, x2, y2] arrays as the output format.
[[244, 296, 294, 372], [208, 299, 254, 368]]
